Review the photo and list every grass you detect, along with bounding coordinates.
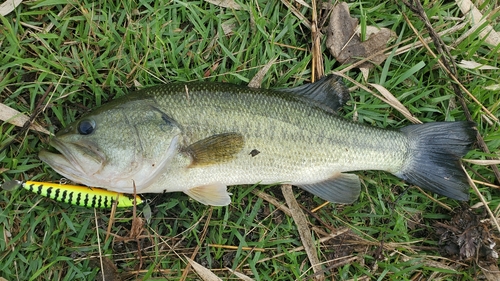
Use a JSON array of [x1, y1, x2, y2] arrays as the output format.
[[1, 0, 499, 280]]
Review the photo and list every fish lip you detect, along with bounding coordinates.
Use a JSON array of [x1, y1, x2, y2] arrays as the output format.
[[38, 149, 85, 180], [40, 138, 105, 176]]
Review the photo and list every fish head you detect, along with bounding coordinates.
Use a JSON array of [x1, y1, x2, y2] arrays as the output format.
[[39, 99, 182, 192]]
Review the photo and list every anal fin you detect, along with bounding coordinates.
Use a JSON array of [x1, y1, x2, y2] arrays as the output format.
[[184, 183, 232, 206], [298, 173, 360, 204]]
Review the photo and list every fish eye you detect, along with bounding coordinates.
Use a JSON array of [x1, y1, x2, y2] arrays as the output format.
[[77, 119, 96, 135]]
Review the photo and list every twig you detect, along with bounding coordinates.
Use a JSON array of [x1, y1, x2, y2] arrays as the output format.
[[304, 256, 359, 280], [311, 0, 324, 81], [413, 186, 453, 211], [463, 164, 500, 233], [281, 184, 324, 281], [94, 208, 106, 281], [252, 189, 293, 217], [104, 194, 119, 243], [280, 0, 312, 30], [180, 207, 213, 281], [255, 227, 350, 265], [208, 244, 266, 252], [403, 0, 458, 74]]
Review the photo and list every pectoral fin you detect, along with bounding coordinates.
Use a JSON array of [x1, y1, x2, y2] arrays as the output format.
[[298, 173, 360, 204], [184, 183, 232, 206], [184, 133, 244, 167]]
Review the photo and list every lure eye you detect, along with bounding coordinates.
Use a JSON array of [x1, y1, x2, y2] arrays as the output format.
[[77, 119, 96, 135]]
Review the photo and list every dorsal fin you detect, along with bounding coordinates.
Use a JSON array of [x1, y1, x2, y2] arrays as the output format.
[[277, 75, 350, 112]]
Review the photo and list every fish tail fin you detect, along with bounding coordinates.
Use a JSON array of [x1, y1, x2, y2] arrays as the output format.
[[394, 121, 476, 200]]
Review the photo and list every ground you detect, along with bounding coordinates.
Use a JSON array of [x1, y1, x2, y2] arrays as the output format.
[[0, 0, 499, 280]]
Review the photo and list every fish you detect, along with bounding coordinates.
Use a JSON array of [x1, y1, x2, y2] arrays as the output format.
[[38, 75, 476, 206], [1, 180, 143, 208]]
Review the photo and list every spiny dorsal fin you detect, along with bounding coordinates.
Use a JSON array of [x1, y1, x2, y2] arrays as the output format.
[[183, 132, 244, 167], [298, 173, 361, 204], [277, 75, 350, 112]]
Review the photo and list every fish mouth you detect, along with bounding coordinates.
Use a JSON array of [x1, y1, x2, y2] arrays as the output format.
[[39, 138, 106, 182]]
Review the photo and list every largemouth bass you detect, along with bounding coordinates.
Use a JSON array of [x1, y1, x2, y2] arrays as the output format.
[[39, 75, 476, 206]]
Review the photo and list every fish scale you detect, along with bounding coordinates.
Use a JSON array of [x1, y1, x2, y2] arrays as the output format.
[[152, 82, 407, 169]]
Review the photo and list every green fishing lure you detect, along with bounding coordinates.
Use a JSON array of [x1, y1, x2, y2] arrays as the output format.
[[2, 180, 142, 208]]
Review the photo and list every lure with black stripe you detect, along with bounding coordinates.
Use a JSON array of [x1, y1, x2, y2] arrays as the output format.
[[1, 180, 142, 208]]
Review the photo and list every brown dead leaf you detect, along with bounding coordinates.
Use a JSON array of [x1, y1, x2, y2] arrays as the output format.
[[248, 57, 277, 88], [435, 208, 498, 262], [326, 2, 358, 62], [326, 2, 394, 69], [226, 268, 255, 281], [359, 67, 370, 82], [186, 257, 223, 281], [458, 60, 499, 70], [479, 260, 500, 281], [369, 83, 421, 124], [205, 0, 245, 10], [0, 103, 52, 135], [0, 0, 22, 16], [90, 256, 120, 281], [221, 19, 237, 36], [281, 0, 312, 30], [484, 84, 500, 91], [456, 0, 500, 50]]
